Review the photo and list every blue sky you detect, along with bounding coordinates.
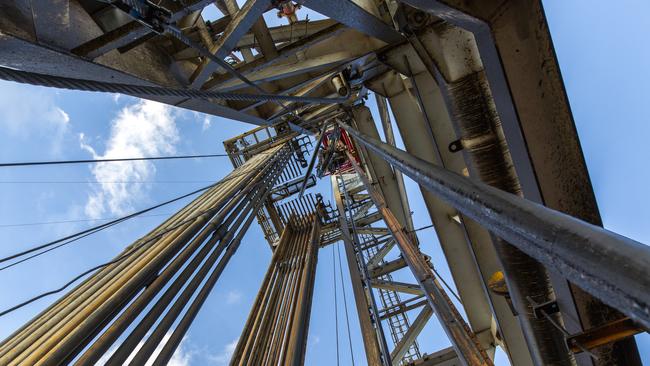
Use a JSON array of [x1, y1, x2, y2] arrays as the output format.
[[0, 1, 648, 365]]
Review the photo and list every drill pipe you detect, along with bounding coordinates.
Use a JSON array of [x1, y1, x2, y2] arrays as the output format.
[[55, 155, 288, 365], [74, 150, 288, 365], [232, 219, 318, 366], [152, 174, 284, 366], [0, 145, 288, 366], [337, 120, 650, 330], [347, 151, 492, 366], [107, 154, 287, 365]]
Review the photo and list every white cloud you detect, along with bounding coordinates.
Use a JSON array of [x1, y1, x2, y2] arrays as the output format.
[[96, 332, 192, 366], [202, 116, 212, 131], [311, 335, 321, 346], [82, 100, 179, 218], [0, 82, 70, 153], [209, 339, 238, 365], [225, 290, 242, 304], [191, 111, 212, 131]]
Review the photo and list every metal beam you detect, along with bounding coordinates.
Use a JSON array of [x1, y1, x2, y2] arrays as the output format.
[[371, 279, 423, 296], [369, 258, 408, 278], [235, 19, 338, 49], [249, 17, 278, 59], [215, 49, 364, 92], [71, 21, 149, 59], [203, 23, 346, 90], [190, 0, 271, 88], [399, 2, 640, 361], [347, 151, 492, 366], [397, 24, 575, 365], [352, 106, 411, 229], [391, 305, 434, 365], [356, 227, 390, 236], [379, 71, 516, 361], [301, 0, 404, 44], [339, 120, 650, 330], [376, 94, 416, 233], [331, 176, 384, 366], [366, 238, 396, 268], [408, 347, 460, 366]]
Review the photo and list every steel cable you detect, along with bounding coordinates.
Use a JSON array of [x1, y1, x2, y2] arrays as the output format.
[[0, 157, 282, 317], [0, 160, 278, 268], [336, 242, 356, 366], [332, 244, 340, 366], [0, 66, 347, 105], [0, 153, 231, 168]]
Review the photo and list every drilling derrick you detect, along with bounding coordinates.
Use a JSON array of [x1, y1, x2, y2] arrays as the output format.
[[0, 1, 649, 366]]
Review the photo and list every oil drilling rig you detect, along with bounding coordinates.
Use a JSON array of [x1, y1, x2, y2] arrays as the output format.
[[0, 1, 649, 365]]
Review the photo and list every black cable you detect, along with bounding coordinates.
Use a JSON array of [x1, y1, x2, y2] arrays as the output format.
[[411, 224, 434, 232], [0, 183, 214, 265], [336, 241, 356, 366], [408, 223, 462, 302], [0, 145, 288, 268], [0, 155, 286, 319], [0, 200, 222, 317], [0, 180, 214, 184], [0, 66, 346, 105], [0, 174, 275, 317], [0, 219, 127, 271], [431, 266, 462, 304], [0, 213, 172, 228], [0, 153, 231, 168], [332, 244, 340, 366]]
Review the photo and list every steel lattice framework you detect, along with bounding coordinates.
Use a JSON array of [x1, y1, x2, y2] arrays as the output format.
[[0, 1, 648, 366]]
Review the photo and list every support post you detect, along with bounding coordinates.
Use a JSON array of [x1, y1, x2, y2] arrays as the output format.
[[337, 120, 650, 331], [331, 175, 385, 366], [346, 151, 492, 366]]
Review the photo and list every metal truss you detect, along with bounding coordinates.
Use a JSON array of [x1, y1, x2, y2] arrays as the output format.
[[231, 215, 321, 365], [0, 143, 292, 365], [2, 0, 649, 365], [332, 174, 422, 364]]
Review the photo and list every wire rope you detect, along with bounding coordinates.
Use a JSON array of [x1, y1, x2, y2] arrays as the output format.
[[0, 176, 270, 317], [0, 153, 231, 168], [0, 162, 268, 267], [0, 66, 346, 105], [336, 242, 356, 366], [332, 244, 340, 366], [0, 213, 172, 228], [0, 183, 214, 266]]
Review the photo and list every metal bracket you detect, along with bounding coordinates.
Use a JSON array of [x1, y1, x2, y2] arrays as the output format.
[[448, 139, 463, 153], [532, 300, 559, 319]]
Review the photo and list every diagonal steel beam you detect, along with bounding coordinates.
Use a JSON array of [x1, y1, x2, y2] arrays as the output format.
[[209, 47, 356, 92], [356, 227, 390, 236], [301, 0, 404, 44], [340, 119, 650, 328], [369, 258, 407, 278], [391, 305, 434, 364], [250, 17, 278, 59], [237, 69, 336, 114], [366, 238, 396, 268], [235, 19, 338, 49], [204, 23, 344, 90], [371, 279, 423, 295], [411, 347, 460, 366], [345, 150, 493, 366], [190, 0, 272, 88], [71, 21, 150, 59]]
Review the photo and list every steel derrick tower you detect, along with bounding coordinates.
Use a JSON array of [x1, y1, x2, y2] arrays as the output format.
[[0, 1, 648, 366]]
